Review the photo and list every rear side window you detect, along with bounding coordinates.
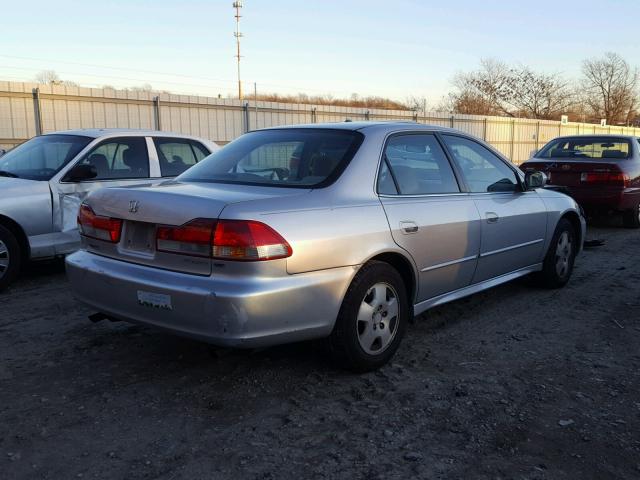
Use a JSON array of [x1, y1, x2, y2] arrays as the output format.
[[178, 129, 363, 188], [154, 138, 209, 177], [379, 134, 460, 195], [77, 137, 149, 180], [536, 137, 631, 159], [442, 135, 518, 193]]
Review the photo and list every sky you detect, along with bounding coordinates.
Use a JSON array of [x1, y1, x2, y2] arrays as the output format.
[[1, 0, 639, 105]]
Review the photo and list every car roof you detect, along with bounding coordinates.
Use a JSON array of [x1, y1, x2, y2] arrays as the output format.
[[551, 133, 639, 140], [257, 121, 459, 134], [46, 128, 207, 140]]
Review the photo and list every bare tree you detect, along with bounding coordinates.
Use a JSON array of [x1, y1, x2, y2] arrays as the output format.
[[34, 70, 61, 85], [405, 95, 429, 114], [582, 52, 639, 125], [500, 67, 575, 119], [34, 70, 79, 87], [449, 60, 574, 119], [454, 58, 513, 116]]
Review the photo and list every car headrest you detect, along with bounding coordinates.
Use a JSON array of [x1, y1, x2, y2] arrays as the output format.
[[601, 150, 626, 158], [405, 144, 426, 153], [87, 153, 109, 175], [123, 148, 145, 169], [549, 149, 574, 158]]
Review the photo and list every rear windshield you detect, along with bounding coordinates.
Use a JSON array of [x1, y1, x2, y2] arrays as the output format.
[[536, 136, 631, 160], [0, 134, 92, 180], [177, 128, 364, 188]]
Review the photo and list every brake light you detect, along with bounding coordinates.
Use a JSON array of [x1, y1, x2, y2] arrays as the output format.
[[580, 172, 629, 186], [213, 220, 292, 261], [156, 219, 216, 257], [78, 204, 122, 243], [154, 219, 292, 261]]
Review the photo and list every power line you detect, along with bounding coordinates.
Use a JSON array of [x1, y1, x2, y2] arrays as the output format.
[[0, 54, 238, 85], [0, 54, 384, 98]]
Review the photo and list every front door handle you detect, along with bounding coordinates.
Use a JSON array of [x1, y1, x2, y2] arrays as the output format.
[[400, 221, 419, 234], [486, 212, 499, 224]]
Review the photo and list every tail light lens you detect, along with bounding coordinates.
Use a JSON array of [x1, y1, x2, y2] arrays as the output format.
[[78, 204, 122, 243], [154, 219, 292, 261], [581, 172, 629, 186], [156, 219, 216, 257], [213, 220, 292, 261]]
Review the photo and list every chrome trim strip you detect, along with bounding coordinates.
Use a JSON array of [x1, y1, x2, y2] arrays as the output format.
[[420, 255, 478, 272], [480, 238, 544, 258], [413, 263, 543, 316]]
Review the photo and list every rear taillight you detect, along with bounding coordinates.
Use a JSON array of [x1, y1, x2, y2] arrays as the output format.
[[580, 172, 629, 187], [156, 219, 216, 257], [78, 204, 122, 243], [154, 219, 292, 261], [213, 220, 292, 261]]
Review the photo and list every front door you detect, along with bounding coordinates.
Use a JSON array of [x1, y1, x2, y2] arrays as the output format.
[[378, 133, 481, 302], [440, 134, 547, 282], [50, 136, 154, 253]]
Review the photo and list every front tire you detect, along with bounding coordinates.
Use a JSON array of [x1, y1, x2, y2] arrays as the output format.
[[0, 224, 21, 292], [327, 261, 409, 372], [533, 218, 576, 289], [622, 203, 640, 229]]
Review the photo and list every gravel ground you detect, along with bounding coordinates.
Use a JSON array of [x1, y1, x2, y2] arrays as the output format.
[[1, 224, 639, 480]]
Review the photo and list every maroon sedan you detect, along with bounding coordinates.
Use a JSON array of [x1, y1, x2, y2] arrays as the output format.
[[521, 135, 640, 228]]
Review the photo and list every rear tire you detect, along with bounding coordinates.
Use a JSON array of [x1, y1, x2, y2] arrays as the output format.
[[0, 224, 21, 292], [533, 218, 576, 289], [622, 203, 640, 229], [326, 261, 409, 372]]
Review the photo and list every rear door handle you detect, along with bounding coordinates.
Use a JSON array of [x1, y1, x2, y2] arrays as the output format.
[[400, 221, 419, 234], [486, 212, 499, 224]]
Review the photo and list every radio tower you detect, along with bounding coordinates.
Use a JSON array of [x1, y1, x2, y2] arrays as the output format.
[[233, 1, 243, 100]]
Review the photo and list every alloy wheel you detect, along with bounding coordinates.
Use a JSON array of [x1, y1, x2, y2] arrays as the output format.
[[356, 282, 399, 355], [555, 231, 572, 278], [0, 239, 9, 279]]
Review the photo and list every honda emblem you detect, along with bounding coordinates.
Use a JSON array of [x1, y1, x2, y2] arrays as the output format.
[[128, 200, 140, 213]]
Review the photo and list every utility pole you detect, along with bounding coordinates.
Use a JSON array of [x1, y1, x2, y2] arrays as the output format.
[[233, 1, 243, 100]]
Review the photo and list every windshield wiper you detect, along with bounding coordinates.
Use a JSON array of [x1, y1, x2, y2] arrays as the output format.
[[0, 170, 19, 178]]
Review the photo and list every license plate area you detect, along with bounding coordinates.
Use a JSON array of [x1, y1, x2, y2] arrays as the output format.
[[137, 290, 172, 310], [122, 221, 156, 254]]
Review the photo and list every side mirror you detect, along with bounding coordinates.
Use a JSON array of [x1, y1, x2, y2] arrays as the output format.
[[64, 164, 97, 182], [524, 170, 547, 190]]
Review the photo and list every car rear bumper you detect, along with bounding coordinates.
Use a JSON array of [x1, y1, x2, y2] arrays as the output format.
[[66, 250, 355, 348], [558, 186, 639, 211]]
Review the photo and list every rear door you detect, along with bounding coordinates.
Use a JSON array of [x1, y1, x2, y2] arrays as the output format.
[[378, 132, 481, 302], [51, 136, 154, 245], [153, 137, 210, 177], [441, 134, 547, 282]]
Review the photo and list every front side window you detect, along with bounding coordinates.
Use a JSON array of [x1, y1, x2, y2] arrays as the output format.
[[536, 136, 631, 159], [178, 129, 363, 187], [379, 134, 460, 195], [76, 137, 149, 180], [442, 135, 518, 193], [0, 135, 91, 180], [154, 138, 209, 177]]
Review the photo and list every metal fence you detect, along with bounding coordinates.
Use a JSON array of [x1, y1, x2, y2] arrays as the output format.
[[2, 81, 639, 164]]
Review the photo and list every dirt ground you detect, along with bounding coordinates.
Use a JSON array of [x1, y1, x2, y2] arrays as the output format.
[[1, 224, 639, 480]]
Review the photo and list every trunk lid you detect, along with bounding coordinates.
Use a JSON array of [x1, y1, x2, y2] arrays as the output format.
[[83, 180, 310, 275], [521, 158, 626, 187]]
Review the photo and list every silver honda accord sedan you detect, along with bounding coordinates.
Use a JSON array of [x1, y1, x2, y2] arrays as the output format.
[[66, 122, 586, 371]]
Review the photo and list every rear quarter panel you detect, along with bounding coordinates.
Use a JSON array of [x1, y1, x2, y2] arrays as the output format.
[[219, 188, 403, 275]]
